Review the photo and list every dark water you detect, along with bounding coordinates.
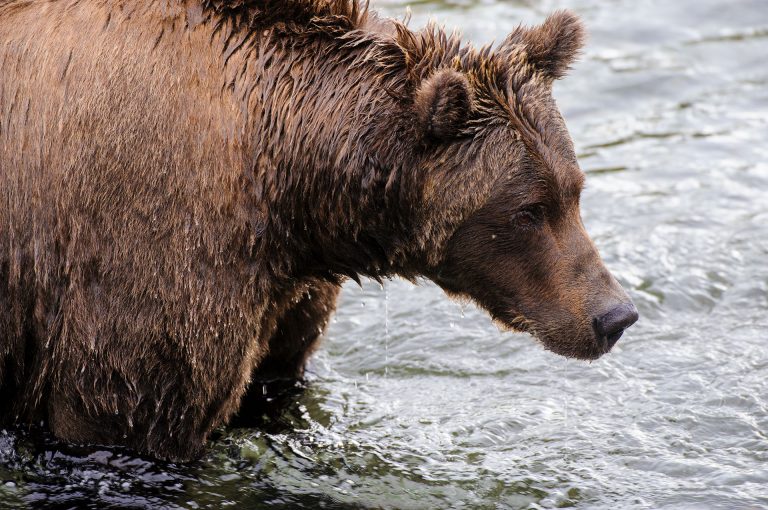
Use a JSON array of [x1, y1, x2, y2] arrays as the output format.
[[2, 0, 768, 508]]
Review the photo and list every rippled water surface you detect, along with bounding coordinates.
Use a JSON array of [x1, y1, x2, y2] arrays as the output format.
[[2, 0, 768, 508]]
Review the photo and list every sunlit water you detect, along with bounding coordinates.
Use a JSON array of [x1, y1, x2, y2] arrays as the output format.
[[2, 0, 768, 508]]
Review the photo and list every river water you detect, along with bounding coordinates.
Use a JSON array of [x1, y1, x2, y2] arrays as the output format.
[[1, 0, 767, 508]]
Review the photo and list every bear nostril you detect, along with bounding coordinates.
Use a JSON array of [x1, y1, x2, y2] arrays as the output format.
[[593, 303, 639, 350]]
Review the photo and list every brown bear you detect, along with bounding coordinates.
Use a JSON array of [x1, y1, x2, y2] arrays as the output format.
[[0, 0, 638, 461]]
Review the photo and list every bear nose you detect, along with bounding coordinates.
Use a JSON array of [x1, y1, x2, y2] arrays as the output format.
[[593, 302, 639, 350]]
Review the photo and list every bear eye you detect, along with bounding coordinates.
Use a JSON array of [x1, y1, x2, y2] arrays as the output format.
[[511, 205, 545, 230]]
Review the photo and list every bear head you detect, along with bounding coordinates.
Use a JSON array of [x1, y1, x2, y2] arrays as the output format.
[[403, 11, 638, 359]]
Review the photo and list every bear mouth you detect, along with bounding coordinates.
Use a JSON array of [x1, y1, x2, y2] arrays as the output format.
[[534, 327, 612, 361]]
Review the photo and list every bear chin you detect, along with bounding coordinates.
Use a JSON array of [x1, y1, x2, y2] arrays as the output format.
[[491, 314, 609, 361]]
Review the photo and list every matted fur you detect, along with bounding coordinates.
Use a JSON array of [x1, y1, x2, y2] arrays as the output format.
[[0, 0, 626, 462]]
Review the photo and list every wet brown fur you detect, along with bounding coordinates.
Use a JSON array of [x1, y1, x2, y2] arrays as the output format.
[[0, 0, 633, 460]]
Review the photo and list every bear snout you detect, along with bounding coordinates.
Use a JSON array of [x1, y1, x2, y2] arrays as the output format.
[[592, 302, 639, 353]]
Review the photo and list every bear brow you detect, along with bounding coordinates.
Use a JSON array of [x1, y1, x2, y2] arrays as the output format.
[[558, 162, 585, 202], [513, 129, 583, 207], [506, 102, 584, 204]]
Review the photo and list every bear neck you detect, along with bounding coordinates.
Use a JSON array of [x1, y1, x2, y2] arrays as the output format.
[[233, 35, 429, 285]]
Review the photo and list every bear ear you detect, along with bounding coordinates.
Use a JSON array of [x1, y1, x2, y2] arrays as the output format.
[[414, 69, 472, 141], [504, 10, 586, 80]]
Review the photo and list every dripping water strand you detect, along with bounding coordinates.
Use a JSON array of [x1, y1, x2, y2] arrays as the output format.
[[384, 282, 389, 377]]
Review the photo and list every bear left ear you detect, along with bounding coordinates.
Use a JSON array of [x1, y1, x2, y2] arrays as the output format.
[[504, 10, 586, 81], [414, 68, 472, 141]]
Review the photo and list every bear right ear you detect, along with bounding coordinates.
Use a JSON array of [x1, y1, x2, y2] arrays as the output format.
[[502, 10, 585, 81], [414, 69, 472, 141]]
